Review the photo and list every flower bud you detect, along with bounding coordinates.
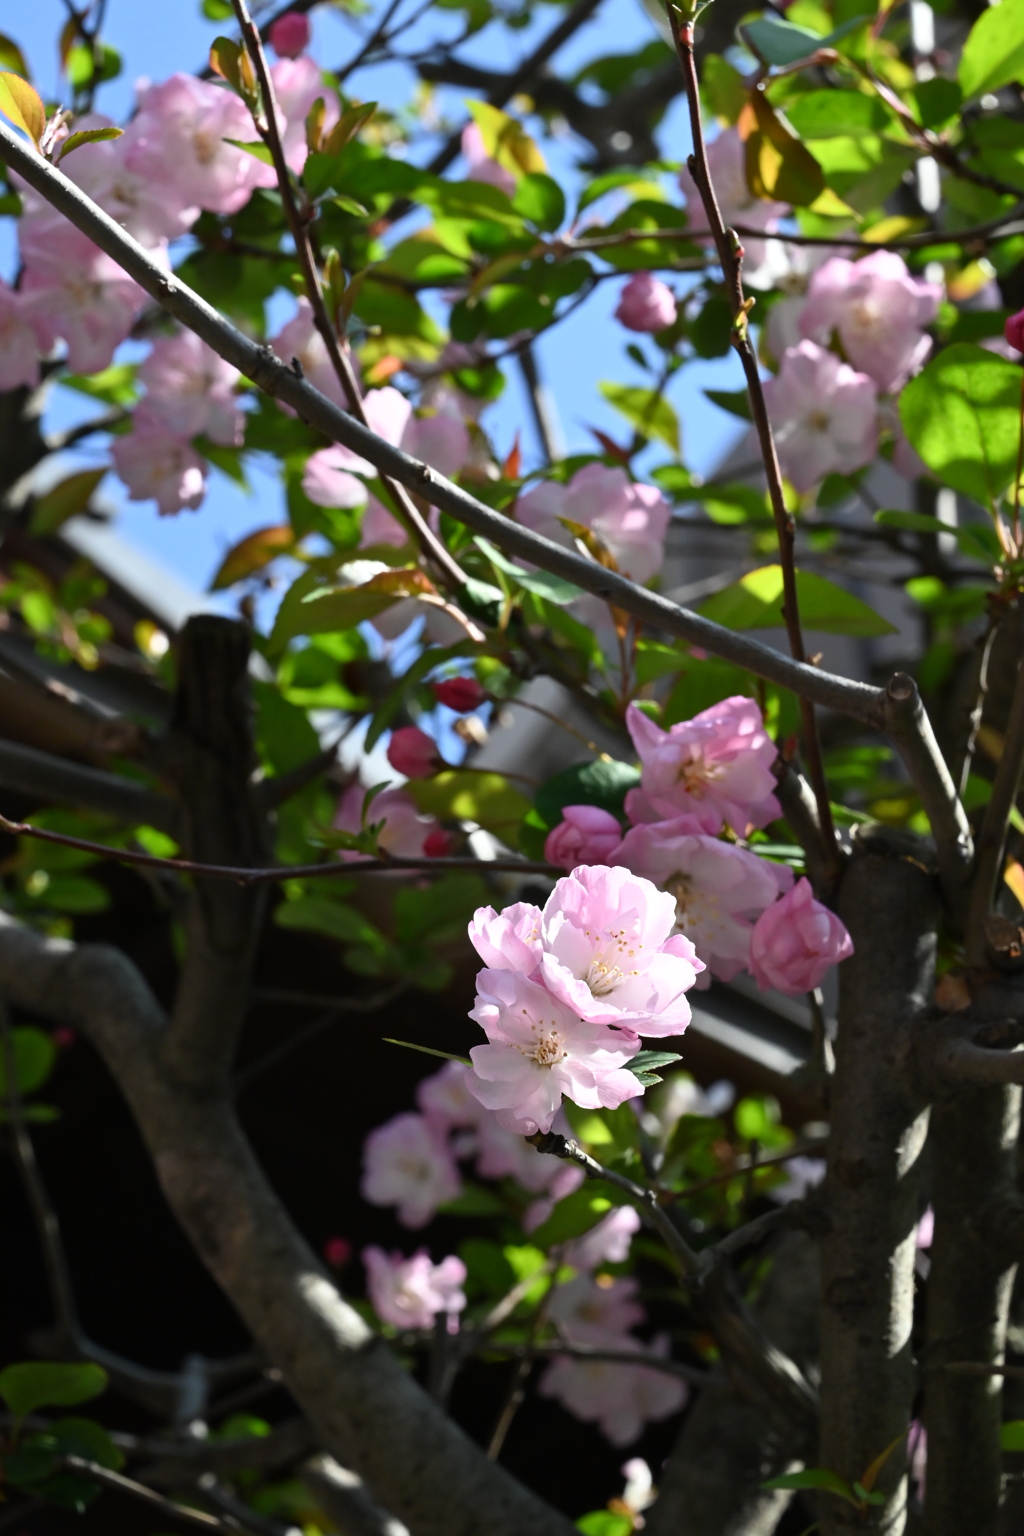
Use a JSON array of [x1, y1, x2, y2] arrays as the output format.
[[1005, 308, 1024, 354], [269, 12, 311, 57], [423, 828, 455, 857], [387, 726, 442, 779], [432, 676, 486, 712], [614, 272, 678, 334], [543, 804, 623, 870], [323, 1236, 352, 1269]]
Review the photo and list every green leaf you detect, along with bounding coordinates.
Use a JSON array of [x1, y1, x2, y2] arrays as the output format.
[[473, 536, 583, 603], [960, 0, 1024, 100], [59, 126, 123, 162], [762, 1469, 859, 1505], [394, 872, 487, 947], [899, 343, 1023, 509], [576, 1514, 633, 1536], [275, 897, 381, 945], [513, 172, 566, 231], [912, 76, 962, 129], [530, 1186, 623, 1250], [408, 770, 530, 841], [1001, 1419, 1024, 1451], [439, 1183, 507, 1216], [704, 387, 751, 420], [48, 1417, 124, 1471], [0, 1363, 107, 1420], [270, 577, 395, 649], [742, 88, 825, 207], [741, 16, 828, 65], [698, 565, 896, 636], [30, 469, 107, 535], [533, 759, 640, 830], [734, 1094, 784, 1142], [0, 1026, 56, 1097], [203, 0, 235, 15], [628, 1049, 682, 1079], [62, 363, 137, 406], [872, 509, 1000, 562], [224, 137, 275, 166], [382, 1038, 471, 1066], [599, 382, 680, 453], [785, 89, 891, 139], [0, 33, 30, 77], [0, 71, 45, 146]]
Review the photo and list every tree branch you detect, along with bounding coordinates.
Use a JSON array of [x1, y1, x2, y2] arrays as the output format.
[[0, 736, 176, 832], [967, 638, 1024, 962], [0, 913, 578, 1536], [0, 118, 887, 730], [300, 1453, 409, 1536]]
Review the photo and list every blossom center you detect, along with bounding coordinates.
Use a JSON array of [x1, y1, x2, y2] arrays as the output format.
[[192, 129, 218, 166], [807, 409, 832, 433], [519, 1020, 569, 1067], [677, 749, 724, 796]]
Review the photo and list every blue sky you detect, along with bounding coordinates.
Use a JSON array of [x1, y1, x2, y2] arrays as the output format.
[[8, 0, 744, 602]]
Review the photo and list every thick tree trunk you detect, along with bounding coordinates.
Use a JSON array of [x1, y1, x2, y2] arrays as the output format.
[[818, 828, 938, 1535], [924, 1085, 1020, 1536]]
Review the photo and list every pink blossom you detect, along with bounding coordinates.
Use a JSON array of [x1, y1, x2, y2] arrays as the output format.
[[468, 901, 544, 974], [333, 783, 440, 859], [462, 122, 516, 197], [544, 805, 623, 871], [517, 463, 669, 585], [125, 74, 276, 217], [272, 56, 339, 174], [416, 1059, 482, 1129], [916, 1207, 934, 1250], [361, 1111, 462, 1227], [749, 877, 854, 995], [406, 391, 471, 478], [550, 1273, 646, 1342], [138, 330, 244, 446], [110, 405, 207, 516], [615, 272, 678, 333], [563, 1205, 642, 1270], [271, 298, 348, 410], [535, 865, 703, 1034], [303, 386, 468, 521], [678, 129, 787, 279], [467, 969, 641, 1135], [53, 113, 189, 245], [613, 822, 791, 983], [269, 11, 312, 57], [539, 1333, 687, 1445], [799, 251, 941, 393], [362, 1247, 467, 1330], [387, 726, 441, 779], [0, 280, 40, 390], [432, 676, 486, 712], [20, 221, 145, 375], [625, 696, 780, 835], [763, 340, 878, 493]]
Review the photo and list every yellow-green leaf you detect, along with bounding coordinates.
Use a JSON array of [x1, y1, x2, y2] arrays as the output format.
[[30, 469, 107, 535], [210, 525, 295, 590], [698, 565, 896, 637], [0, 71, 45, 146], [466, 100, 546, 179], [408, 769, 530, 840], [739, 87, 825, 207], [0, 34, 30, 78]]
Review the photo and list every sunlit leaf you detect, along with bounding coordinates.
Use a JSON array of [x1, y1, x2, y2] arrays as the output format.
[[599, 381, 680, 454], [900, 343, 1023, 509], [698, 565, 896, 636], [210, 525, 295, 590], [30, 470, 107, 535], [739, 87, 825, 207], [0, 71, 45, 146], [960, 0, 1024, 100]]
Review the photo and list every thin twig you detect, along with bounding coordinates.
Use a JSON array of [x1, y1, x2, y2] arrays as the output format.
[[490, 1339, 709, 1385], [668, 10, 839, 883], [53, 1456, 241, 1534], [959, 621, 999, 796], [236, 983, 408, 1090], [0, 116, 888, 727], [486, 1276, 556, 1458], [669, 1136, 828, 1202], [229, 0, 468, 594]]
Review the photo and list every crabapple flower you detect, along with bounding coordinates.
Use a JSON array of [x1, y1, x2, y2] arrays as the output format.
[[416, 1059, 482, 1129], [20, 222, 146, 375], [333, 783, 441, 860], [466, 969, 641, 1135], [544, 805, 623, 871], [125, 74, 276, 218], [535, 865, 702, 1034], [625, 696, 781, 835], [361, 1112, 461, 1227], [678, 128, 787, 281], [613, 822, 792, 983], [362, 1247, 467, 1331], [387, 726, 441, 779], [302, 386, 469, 530], [0, 281, 41, 390], [270, 11, 312, 56], [1005, 308, 1024, 354], [615, 272, 677, 333], [475, 1111, 585, 1198], [462, 122, 516, 196], [270, 298, 348, 410], [550, 1274, 646, 1342], [110, 405, 207, 516], [539, 1335, 687, 1446], [138, 330, 244, 446], [749, 877, 854, 995], [799, 251, 941, 394], [432, 676, 486, 712], [763, 341, 878, 494], [516, 463, 670, 585], [563, 1205, 642, 1270], [468, 901, 544, 974]]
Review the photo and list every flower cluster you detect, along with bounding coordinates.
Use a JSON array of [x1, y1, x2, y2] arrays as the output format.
[[362, 1246, 467, 1331], [465, 865, 703, 1133], [541, 698, 853, 995], [538, 1276, 687, 1445], [516, 462, 671, 585]]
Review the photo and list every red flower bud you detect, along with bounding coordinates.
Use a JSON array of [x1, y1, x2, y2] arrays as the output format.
[[431, 676, 486, 713], [268, 12, 311, 57], [423, 828, 455, 857], [387, 726, 441, 779], [1005, 309, 1024, 354], [323, 1236, 352, 1269]]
